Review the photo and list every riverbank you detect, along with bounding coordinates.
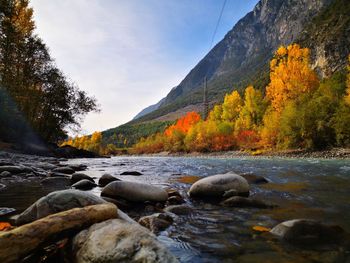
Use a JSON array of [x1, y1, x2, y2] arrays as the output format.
[[136, 147, 350, 159]]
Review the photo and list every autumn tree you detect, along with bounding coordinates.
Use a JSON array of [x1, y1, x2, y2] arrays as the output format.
[[221, 90, 243, 122], [0, 0, 98, 143], [266, 44, 319, 113]]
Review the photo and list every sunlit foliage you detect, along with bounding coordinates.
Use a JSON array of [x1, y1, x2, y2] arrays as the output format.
[[131, 44, 350, 154]]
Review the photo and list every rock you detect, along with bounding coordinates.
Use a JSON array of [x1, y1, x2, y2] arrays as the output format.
[[0, 171, 11, 178], [164, 205, 193, 215], [0, 203, 118, 263], [72, 179, 97, 190], [167, 195, 184, 205], [120, 171, 143, 176], [0, 207, 16, 216], [40, 177, 71, 187], [101, 181, 168, 202], [222, 189, 239, 198], [101, 196, 132, 210], [188, 172, 249, 198], [138, 213, 173, 233], [69, 164, 88, 171], [35, 162, 57, 171], [270, 219, 346, 247], [0, 165, 33, 174], [240, 173, 269, 184], [52, 167, 75, 174], [71, 173, 94, 184], [98, 173, 120, 187], [72, 218, 178, 263], [15, 189, 107, 225], [221, 196, 275, 208], [166, 189, 182, 198], [48, 172, 70, 178]]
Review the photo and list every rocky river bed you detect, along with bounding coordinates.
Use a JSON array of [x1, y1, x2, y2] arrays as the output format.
[[0, 151, 350, 262]]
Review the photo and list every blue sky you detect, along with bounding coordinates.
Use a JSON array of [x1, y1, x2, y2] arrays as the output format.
[[31, 0, 259, 134]]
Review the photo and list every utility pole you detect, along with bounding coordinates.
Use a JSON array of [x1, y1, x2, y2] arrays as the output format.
[[203, 77, 208, 120]]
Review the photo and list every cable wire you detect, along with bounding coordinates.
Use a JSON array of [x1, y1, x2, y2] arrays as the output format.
[[209, 0, 227, 50]]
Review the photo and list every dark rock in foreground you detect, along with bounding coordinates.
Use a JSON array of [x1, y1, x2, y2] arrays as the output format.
[[72, 179, 97, 190], [120, 171, 143, 176], [98, 173, 120, 187], [138, 213, 173, 233], [72, 218, 178, 263], [71, 173, 94, 184], [270, 219, 347, 248]]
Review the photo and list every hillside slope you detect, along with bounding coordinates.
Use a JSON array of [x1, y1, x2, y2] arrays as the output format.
[[133, 0, 350, 123]]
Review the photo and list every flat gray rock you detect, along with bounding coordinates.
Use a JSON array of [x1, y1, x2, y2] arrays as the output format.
[[102, 181, 168, 202], [189, 172, 249, 198]]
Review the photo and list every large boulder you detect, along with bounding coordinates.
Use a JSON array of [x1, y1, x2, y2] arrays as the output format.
[[270, 219, 347, 248], [71, 173, 94, 184], [72, 219, 178, 263], [188, 172, 249, 198], [98, 173, 120, 187], [15, 189, 106, 225], [101, 181, 168, 202], [0, 204, 118, 263]]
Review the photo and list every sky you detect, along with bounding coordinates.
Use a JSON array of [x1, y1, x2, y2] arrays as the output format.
[[30, 0, 259, 135]]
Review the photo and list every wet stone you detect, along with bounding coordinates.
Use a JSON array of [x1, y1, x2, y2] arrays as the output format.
[[0, 207, 16, 216], [120, 171, 143, 176]]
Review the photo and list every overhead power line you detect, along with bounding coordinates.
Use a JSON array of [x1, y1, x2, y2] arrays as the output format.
[[209, 0, 227, 50]]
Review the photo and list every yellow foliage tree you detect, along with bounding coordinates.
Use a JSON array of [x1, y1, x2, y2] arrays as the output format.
[[221, 90, 243, 122], [345, 55, 350, 105], [266, 44, 319, 113]]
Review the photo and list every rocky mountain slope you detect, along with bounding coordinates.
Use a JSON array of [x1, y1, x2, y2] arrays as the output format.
[[132, 0, 349, 123]]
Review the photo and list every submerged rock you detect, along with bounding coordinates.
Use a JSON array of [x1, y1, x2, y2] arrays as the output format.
[[0, 207, 16, 216], [120, 171, 143, 176], [270, 219, 347, 248], [188, 172, 249, 198], [164, 205, 193, 215], [71, 173, 94, 184], [98, 173, 120, 187], [72, 179, 97, 190], [72, 218, 178, 263], [240, 173, 269, 184], [221, 196, 275, 208], [101, 181, 168, 202], [40, 177, 71, 187], [138, 213, 173, 233], [15, 189, 106, 225], [0, 171, 12, 178], [0, 165, 33, 174], [52, 167, 75, 174]]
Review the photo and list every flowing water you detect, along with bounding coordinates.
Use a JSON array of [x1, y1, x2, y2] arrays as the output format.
[[1, 156, 350, 262]]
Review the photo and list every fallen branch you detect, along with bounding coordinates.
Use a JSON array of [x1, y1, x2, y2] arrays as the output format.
[[0, 203, 118, 263]]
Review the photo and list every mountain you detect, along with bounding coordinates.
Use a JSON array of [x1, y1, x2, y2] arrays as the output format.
[[132, 0, 349, 123], [132, 98, 165, 120]]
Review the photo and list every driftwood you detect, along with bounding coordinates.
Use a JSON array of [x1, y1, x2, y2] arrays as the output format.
[[0, 203, 118, 263]]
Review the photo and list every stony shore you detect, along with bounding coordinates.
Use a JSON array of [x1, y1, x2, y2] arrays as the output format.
[[141, 147, 350, 159]]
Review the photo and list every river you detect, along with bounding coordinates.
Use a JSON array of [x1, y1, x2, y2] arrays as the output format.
[[1, 156, 350, 262]]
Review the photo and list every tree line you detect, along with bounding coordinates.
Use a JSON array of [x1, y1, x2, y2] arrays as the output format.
[[132, 44, 350, 154], [0, 0, 98, 144]]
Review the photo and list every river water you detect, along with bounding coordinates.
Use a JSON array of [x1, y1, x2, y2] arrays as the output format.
[[1, 156, 350, 262]]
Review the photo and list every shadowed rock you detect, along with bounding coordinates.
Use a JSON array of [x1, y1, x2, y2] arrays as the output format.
[[72, 179, 97, 190], [98, 173, 120, 187], [138, 213, 173, 233], [52, 167, 75, 174], [221, 196, 275, 208], [15, 189, 107, 225], [71, 173, 94, 184], [120, 171, 143, 176]]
